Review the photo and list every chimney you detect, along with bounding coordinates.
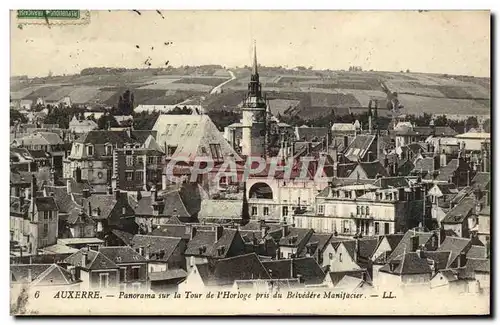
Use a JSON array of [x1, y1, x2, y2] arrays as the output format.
[[107, 185, 113, 195], [367, 151, 373, 162], [410, 235, 419, 252], [82, 189, 90, 198], [162, 173, 167, 191], [343, 136, 349, 149], [440, 150, 447, 167], [151, 187, 157, 202], [75, 167, 82, 183], [114, 188, 120, 200], [458, 252, 467, 268], [190, 226, 197, 240], [282, 224, 289, 238], [66, 179, 72, 194], [215, 226, 224, 242], [416, 245, 424, 259], [307, 142, 312, 155], [88, 201, 92, 216], [81, 249, 88, 268], [49, 168, 55, 186]]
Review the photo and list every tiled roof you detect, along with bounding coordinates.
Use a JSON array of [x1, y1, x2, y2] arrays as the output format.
[[46, 186, 78, 214], [197, 253, 270, 287], [413, 157, 435, 173], [279, 228, 313, 250], [131, 235, 182, 262], [198, 199, 242, 221], [354, 161, 389, 179], [327, 269, 371, 286], [110, 229, 134, 246], [466, 245, 487, 259], [358, 238, 379, 259], [99, 246, 147, 264], [150, 224, 190, 239], [10, 264, 52, 283], [437, 236, 478, 268], [262, 257, 325, 285], [423, 251, 451, 271], [149, 269, 187, 281], [75, 130, 132, 145], [31, 264, 77, 286], [344, 135, 376, 161], [386, 230, 435, 262], [466, 258, 490, 273], [34, 197, 58, 211], [436, 183, 459, 195], [442, 197, 475, 224], [383, 234, 405, 251], [436, 159, 469, 182], [184, 230, 217, 256], [379, 252, 432, 275], [295, 126, 329, 141], [471, 172, 490, 191], [82, 192, 133, 220], [305, 233, 333, 255], [372, 177, 409, 189], [64, 249, 118, 270]]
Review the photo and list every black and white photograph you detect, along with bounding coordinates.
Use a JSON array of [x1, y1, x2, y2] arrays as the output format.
[[8, 9, 491, 315]]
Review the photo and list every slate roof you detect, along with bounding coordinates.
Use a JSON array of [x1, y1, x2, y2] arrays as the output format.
[[344, 134, 376, 161], [279, 228, 313, 250], [386, 230, 435, 262], [441, 197, 475, 224], [423, 251, 451, 271], [379, 252, 432, 275], [358, 238, 379, 259], [10, 196, 30, 216], [436, 267, 475, 282], [132, 189, 197, 220], [466, 258, 490, 273], [435, 183, 459, 195], [383, 234, 405, 251], [110, 229, 134, 246], [131, 235, 182, 262], [34, 197, 58, 211], [99, 246, 147, 264], [64, 249, 118, 270], [334, 275, 372, 291], [436, 159, 469, 182], [471, 172, 490, 191], [372, 177, 409, 189], [10, 264, 52, 283], [353, 161, 389, 179], [305, 232, 333, 256], [184, 228, 240, 258], [75, 130, 132, 145], [295, 126, 329, 142], [198, 199, 243, 221], [30, 264, 78, 287], [82, 192, 133, 220], [413, 157, 435, 173], [466, 245, 487, 259], [437, 236, 476, 268], [149, 269, 187, 282], [150, 224, 190, 239], [262, 257, 325, 285], [196, 253, 270, 287], [327, 269, 371, 286]]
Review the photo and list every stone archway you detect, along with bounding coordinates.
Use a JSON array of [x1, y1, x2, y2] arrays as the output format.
[[248, 182, 273, 199]]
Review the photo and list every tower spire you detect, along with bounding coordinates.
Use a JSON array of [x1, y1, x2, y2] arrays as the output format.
[[252, 40, 258, 76]]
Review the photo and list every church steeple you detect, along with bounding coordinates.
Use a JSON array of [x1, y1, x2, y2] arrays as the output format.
[[252, 40, 258, 76], [248, 40, 262, 98]]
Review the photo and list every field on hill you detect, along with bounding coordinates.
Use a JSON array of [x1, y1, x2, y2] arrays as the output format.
[[10, 68, 490, 120]]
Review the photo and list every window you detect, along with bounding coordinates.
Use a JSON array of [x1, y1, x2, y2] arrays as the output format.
[[209, 144, 223, 161], [137, 156, 143, 165], [87, 145, 94, 156], [251, 206, 258, 216], [105, 145, 113, 156], [131, 267, 140, 280], [339, 253, 343, 262], [375, 222, 380, 235], [282, 206, 288, 216], [119, 268, 126, 282], [263, 207, 269, 216], [357, 206, 360, 215], [366, 206, 370, 215], [384, 222, 390, 235], [147, 156, 155, 164], [328, 253, 333, 259], [318, 205, 325, 215], [99, 273, 109, 288], [125, 172, 133, 181], [135, 171, 143, 182], [126, 156, 133, 166], [343, 220, 349, 233], [43, 224, 49, 237]]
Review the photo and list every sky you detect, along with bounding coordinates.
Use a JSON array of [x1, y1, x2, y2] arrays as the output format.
[[10, 10, 491, 77]]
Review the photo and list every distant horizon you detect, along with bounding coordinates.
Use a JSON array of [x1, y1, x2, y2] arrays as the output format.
[[11, 11, 490, 78], [9, 65, 491, 80]]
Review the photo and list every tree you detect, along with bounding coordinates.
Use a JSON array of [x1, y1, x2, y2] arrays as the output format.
[[465, 116, 479, 131], [97, 114, 119, 130], [117, 90, 134, 115], [10, 109, 28, 126], [132, 111, 160, 130]]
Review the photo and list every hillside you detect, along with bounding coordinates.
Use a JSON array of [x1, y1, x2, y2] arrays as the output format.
[[10, 67, 490, 119]]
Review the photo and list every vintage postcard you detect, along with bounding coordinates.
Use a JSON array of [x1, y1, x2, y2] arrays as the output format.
[[9, 10, 490, 316]]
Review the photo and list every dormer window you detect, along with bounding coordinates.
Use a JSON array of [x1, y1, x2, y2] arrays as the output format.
[[87, 145, 94, 156]]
